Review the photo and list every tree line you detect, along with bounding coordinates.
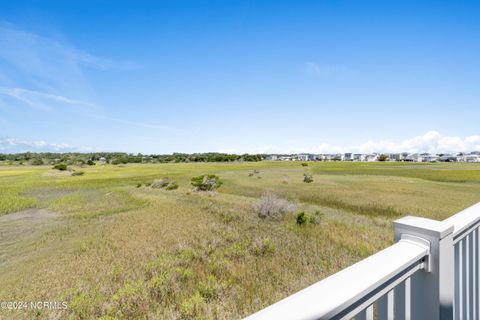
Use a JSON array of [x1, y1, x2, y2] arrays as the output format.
[[0, 152, 264, 165]]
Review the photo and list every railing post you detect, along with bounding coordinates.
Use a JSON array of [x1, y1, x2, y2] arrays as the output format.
[[394, 216, 454, 320]]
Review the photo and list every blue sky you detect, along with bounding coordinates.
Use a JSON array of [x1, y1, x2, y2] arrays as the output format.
[[0, 0, 479, 154]]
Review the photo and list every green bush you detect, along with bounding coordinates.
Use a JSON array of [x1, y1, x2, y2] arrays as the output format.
[[296, 212, 310, 225], [53, 163, 67, 171], [72, 171, 85, 176], [301, 162, 308, 167], [165, 181, 179, 190], [191, 174, 223, 191], [303, 172, 314, 183], [252, 237, 276, 256], [87, 159, 96, 166]]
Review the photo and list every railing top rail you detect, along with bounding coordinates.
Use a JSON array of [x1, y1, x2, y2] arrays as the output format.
[[245, 240, 428, 320], [443, 202, 480, 242]]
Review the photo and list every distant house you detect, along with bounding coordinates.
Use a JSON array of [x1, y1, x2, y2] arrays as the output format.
[[365, 154, 378, 162], [342, 153, 353, 161], [353, 154, 365, 161], [417, 153, 439, 162], [388, 153, 402, 161], [438, 154, 457, 162], [265, 155, 278, 161], [298, 154, 315, 161], [461, 154, 480, 162], [332, 154, 343, 161], [322, 154, 335, 161], [404, 153, 420, 162]]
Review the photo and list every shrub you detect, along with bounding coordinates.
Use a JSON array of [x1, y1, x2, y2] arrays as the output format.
[[255, 193, 296, 219], [251, 237, 276, 256], [253, 169, 260, 174], [136, 183, 142, 188], [296, 212, 310, 225], [196, 275, 222, 300], [248, 172, 254, 177], [281, 176, 289, 184], [180, 291, 204, 318], [53, 163, 67, 171], [303, 172, 314, 183], [151, 178, 170, 189], [301, 162, 308, 167], [151, 178, 178, 190], [191, 174, 223, 191], [378, 154, 389, 161], [165, 181, 179, 190], [112, 281, 147, 319], [72, 171, 85, 176], [87, 159, 96, 166], [310, 210, 324, 224]]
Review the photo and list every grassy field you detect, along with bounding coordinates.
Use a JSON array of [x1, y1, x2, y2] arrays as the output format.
[[0, 161, 479, 319]]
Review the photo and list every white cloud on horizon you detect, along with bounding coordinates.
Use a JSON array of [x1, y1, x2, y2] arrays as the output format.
[[0, 138, 89, 153], [1, 131, 479, 154], [246, 131, 480, 155]]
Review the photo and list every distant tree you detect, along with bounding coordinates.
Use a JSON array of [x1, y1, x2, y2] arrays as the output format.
[[378, 154, 389, 162], [87, 159, 95, 166], [31, 158, 44, 166]]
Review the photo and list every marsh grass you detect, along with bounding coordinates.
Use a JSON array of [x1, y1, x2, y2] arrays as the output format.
[[0, 162, 479, 319]]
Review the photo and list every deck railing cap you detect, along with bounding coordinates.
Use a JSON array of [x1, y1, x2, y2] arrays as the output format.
[[394, 216, 454, 240], [443, 202, 480, 240]]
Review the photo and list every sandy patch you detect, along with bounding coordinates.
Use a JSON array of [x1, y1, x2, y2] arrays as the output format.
[[42, 170, 74, 177], [0, 208, 58, 222]]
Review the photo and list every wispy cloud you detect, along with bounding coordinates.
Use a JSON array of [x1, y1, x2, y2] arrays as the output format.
[[249, 131, 480, 154], [0, 23, 138, 104], [304, 62, 355, 79], [0, 24, 172, 134], [0, 87, 96, 111]]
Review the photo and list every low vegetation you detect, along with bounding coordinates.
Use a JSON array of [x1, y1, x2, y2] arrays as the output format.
[[255, 193, 296, 219], [53, 163, 67, 171], [191, 174, 223, 191], [0, 161, 479, 319], [303, 172, 314, 183]]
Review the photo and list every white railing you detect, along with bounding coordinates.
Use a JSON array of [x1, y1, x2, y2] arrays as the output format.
[[246, 202, 480, 320], [444, 203, 480, 319]]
